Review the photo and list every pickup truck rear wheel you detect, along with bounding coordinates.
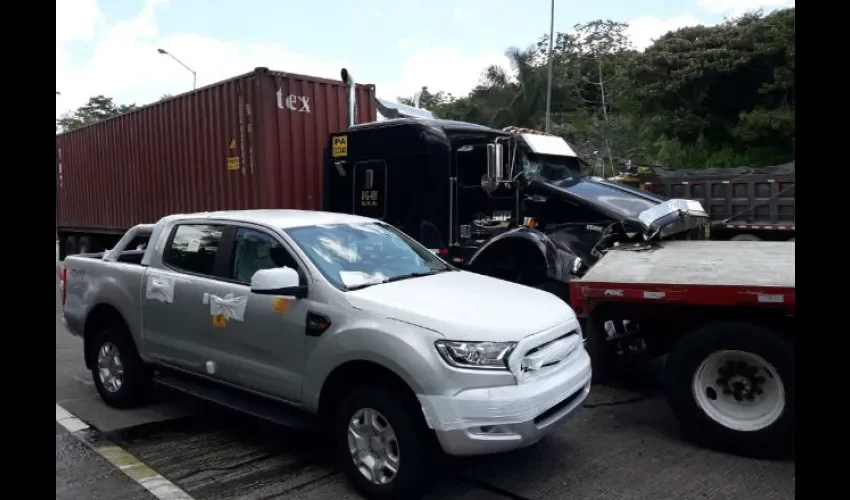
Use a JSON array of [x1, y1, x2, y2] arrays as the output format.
[[334, 384, 434, 500], [90, 326, 152, 408], [664, 321, 794, 457]]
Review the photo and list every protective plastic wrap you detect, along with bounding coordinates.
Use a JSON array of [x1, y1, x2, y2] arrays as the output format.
[[418, 334, 591, 431], [203, 292, 248, 322], [418, 340, 591, 432], [145, 274, 176, 303], [512, 333, 583, 383]]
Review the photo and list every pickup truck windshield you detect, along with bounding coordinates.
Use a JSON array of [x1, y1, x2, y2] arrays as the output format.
[[285, 223, 452, 290]]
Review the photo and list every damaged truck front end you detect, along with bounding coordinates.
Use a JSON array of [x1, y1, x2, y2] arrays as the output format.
[[465, 135, 710, 292]]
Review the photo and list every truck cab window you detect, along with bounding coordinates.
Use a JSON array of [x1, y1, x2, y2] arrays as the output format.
[[163, 224, 224, 276], [231, 228, 298, 283], [521, 152, 581, 183]]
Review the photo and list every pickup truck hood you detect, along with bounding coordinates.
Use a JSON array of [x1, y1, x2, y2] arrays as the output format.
[[345, 271, 576, 342]]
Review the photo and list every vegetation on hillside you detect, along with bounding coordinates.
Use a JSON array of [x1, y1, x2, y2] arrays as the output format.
[[399, 9, 794, 169]]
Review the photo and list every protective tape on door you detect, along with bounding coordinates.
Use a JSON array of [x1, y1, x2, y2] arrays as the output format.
[[203, 292, 248, 322]]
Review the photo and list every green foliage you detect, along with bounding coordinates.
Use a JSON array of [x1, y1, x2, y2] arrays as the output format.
[[429, 8, 794, 169], [57, 95, 138, 132]]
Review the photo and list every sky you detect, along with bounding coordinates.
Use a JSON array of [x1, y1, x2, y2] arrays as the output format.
[[55, 0, 795, 119]]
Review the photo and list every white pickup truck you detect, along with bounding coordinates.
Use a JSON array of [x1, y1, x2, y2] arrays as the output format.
[[61, 209, 591, 500]]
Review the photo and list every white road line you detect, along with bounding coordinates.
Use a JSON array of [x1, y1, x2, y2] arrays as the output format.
[[55, 403, 196, 500]]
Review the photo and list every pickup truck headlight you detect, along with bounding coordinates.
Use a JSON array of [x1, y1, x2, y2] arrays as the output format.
[[435, 341, 517, 370]]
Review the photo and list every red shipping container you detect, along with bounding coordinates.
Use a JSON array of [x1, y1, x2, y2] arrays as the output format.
[[56, 67, 376, 236]]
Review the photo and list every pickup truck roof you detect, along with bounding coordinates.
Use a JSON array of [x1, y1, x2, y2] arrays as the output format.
[[158, 209, 375, 230]]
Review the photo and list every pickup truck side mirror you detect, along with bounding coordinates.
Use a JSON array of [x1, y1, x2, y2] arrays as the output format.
[[250, 267, 307, 299]]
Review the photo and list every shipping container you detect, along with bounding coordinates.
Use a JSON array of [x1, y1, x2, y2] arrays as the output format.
[[56, 67, 376, 257]]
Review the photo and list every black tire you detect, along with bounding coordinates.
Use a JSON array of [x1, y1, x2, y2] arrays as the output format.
[[78, 236, 92, 254], [664, 321, 794, 457], [65, 235, 79, 258], [90, 324, 152, 409], [334, 384, 435, 500]]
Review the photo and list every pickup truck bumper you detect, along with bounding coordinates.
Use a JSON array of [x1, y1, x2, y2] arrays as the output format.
[[417, 348, 592, 457]]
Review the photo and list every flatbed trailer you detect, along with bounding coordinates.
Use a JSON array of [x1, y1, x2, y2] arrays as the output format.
[[570, 241, 795, 457]]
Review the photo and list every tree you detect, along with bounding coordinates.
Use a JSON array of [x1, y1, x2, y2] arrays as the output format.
[[57, 95, 138, 132], [421, 8, 794, 169], [627, 8, 795, 166]]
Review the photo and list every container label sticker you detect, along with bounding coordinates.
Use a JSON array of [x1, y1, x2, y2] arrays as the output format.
[[227, 157, 240, 170], [332, 135, 348, 157], [186, 239, 201, 252], [272, 297, 291, 313]]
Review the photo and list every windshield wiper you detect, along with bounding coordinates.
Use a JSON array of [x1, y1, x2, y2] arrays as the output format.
[[346, 269, 446, 291]]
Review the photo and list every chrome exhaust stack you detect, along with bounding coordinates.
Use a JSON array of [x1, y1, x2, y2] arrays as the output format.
[[341, 68, 356, 129]]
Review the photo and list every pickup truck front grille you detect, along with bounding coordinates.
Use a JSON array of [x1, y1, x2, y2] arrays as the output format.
[[518, 330, 581, 375]]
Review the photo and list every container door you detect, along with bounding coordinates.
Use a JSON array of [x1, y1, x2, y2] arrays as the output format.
[[352, 160, 387, 220]]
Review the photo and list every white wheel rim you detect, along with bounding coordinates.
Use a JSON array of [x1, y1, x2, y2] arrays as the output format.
[[692, 350, 785, 432]]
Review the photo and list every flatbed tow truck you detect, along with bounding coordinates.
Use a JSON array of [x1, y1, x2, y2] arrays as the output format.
[[571, 240, 795, 456]]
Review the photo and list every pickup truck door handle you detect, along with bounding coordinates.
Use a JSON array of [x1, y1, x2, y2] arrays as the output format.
[[305, 312, 331, 337]]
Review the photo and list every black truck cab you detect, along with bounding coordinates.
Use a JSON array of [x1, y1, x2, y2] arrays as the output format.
[[324, 118, 708, 297]]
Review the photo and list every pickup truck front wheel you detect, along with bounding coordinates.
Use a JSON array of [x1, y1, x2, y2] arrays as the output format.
[[90, 326, 151, 408], [334, 384, 434, 500]]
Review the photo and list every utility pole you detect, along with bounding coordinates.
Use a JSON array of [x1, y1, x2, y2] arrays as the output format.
[[544, 0, 555, 133]]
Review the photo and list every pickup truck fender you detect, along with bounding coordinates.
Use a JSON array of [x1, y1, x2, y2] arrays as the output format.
[[64, 265, 148, 367], [466, 226, 577, 285], [301, 322, 444, 414]]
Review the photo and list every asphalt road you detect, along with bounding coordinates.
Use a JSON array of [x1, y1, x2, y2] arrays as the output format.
[[55, 262, 795, 500]]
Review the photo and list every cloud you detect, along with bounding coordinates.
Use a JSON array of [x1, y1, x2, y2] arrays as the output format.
[[371, 46, 510, 102], [626, 15, 705, 51], [56, 0, 507, 118], [56, 0, 354, 119], [624, 0, 794, 52], [697, 0, 795, 16]]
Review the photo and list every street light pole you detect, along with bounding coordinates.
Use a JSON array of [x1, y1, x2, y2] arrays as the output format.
[[157, 48, 197, 90], [544, 0, 555, 133]]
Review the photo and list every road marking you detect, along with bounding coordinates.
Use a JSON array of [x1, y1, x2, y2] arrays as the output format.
[[56, 403, 196, 500]]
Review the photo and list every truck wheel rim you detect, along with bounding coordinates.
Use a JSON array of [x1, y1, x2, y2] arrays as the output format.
[[97, 342, 125, 393], [347, 408, 400, 485], [692, 350, 785, 432]]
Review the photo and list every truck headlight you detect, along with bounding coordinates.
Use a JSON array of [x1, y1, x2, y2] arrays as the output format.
[[435, 341, 516, 370]]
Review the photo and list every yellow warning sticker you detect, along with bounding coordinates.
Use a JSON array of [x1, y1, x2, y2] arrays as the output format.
[[331, 135, 348, 157], [212, 314, 227, 327], [228, 139, 237, 150], [227, 157, 240, 170], [272, 297, 291, 313]]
